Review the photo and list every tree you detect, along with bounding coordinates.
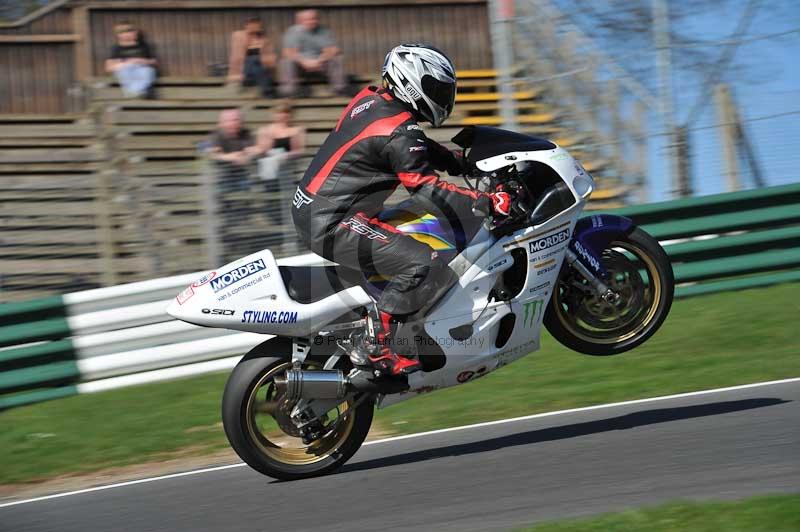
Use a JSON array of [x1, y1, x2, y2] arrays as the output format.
[[552, 0, 793, 96]]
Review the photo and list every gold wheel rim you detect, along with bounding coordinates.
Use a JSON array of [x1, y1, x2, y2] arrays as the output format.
[[244, 362, 356, 466], [555, 240, 662, 345]]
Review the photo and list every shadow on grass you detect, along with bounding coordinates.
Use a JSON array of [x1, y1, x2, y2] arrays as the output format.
[[339, 398, 788, 475]]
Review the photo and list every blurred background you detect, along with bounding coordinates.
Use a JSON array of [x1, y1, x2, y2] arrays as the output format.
[[1, 2, 799, 518], [1, 0, 797, 302]]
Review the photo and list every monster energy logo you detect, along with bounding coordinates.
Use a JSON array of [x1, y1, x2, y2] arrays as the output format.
[[522, 299, 544, 328]]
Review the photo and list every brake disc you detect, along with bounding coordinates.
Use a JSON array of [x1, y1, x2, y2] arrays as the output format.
[[273, 396, 305, 438], [576, 250, 645, 330]]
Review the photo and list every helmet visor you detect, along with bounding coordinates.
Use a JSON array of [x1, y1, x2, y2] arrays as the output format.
[[421, 75, 456, 117]]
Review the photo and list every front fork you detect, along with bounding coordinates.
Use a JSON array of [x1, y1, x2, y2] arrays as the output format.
[[564, 249, 619, 304], [567, 214, 635, 304]]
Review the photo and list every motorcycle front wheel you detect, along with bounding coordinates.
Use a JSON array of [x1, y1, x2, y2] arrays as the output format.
[[222, 350, 373, 480], [544, 227, 674, 356]]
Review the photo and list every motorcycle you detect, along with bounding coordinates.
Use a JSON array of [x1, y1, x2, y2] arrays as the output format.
[[167, 126, 674, 480]]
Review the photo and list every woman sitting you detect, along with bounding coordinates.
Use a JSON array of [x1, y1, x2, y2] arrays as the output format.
[[105, 22, 158, 99], [228, 17, 277, 98]]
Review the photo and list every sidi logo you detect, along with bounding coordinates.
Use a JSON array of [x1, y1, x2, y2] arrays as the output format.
[[211, 259, 267, 293], [201, 308, 235, 316]]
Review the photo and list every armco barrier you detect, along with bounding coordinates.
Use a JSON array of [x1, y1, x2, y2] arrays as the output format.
[[1, 184, 799, 409]]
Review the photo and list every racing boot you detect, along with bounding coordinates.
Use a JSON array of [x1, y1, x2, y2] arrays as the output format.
[[357, 308, 421, 376]]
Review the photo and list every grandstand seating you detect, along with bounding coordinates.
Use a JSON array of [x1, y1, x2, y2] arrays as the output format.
[[0, 70, 628, 301]]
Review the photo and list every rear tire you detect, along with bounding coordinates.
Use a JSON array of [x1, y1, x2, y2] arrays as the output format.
[[544, 227, 674, 356], [222, 346, 373, 480]]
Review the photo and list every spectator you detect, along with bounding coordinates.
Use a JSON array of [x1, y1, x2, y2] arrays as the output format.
[[105, 22, 158, 99], [228, 17, 277, 98], [279, 9, 347, 97], [254, 101, 306, 160], [254, 102, 305, 226], [207, 109, 257, 193]]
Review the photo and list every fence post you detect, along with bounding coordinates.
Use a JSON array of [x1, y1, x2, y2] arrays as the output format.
[[633, 100, 648, 203], [71, 6, 91, 82], [90, 103, 117, 286], [201, 160, 221, 269], [607, 78, 622, 181], [489, 0, 518, 131], [715, 84, 741, 192], [675, 126, 693, 197], [653, 0, 682, 197], [94, 168, 117, 286]]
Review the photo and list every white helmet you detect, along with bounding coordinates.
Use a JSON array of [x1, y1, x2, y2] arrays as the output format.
[[382, 44, 457, 128]]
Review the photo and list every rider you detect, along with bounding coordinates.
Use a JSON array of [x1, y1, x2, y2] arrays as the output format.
[[292, 44, 512, 376]]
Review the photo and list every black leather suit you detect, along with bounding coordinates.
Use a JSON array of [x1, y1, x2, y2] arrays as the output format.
[[292, 86, 483, 316]]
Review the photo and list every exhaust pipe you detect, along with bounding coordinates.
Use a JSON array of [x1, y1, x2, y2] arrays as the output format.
[[275, 370, 348, 401], [274, 368, 411, 400]]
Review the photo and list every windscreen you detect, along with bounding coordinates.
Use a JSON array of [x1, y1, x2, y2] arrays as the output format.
[[452, 126, 557, 163]]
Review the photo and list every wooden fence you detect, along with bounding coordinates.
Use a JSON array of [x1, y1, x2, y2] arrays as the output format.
[[0, 0, 492, 114]]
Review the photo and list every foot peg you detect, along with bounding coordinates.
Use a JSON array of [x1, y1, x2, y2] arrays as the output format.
[[368, 353, 421, 376], [342, 332, 377, 368], [348, 368, 410, 394]]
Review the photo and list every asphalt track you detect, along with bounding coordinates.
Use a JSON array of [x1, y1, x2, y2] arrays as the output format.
[[2, 379, 798, 532]]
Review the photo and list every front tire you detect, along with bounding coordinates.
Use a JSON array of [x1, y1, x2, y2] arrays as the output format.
[[544, 227, 674, 356], [221, 347, 373, 480]]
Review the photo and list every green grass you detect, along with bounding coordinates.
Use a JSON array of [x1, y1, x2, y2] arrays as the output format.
[[1, 282, 799, 485], [373, 282, 800, 432], [518, 493, 800, 531], [0, 372, 232, 484]]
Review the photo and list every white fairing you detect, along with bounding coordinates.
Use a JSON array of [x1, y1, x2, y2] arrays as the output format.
[[381, 145, 593, 407], [476, 145, 593, 201], [167, 143, 594, 409], [166, 250, 373, 337]]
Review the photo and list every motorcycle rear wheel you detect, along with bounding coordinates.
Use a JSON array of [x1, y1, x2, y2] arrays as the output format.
[[222, 351, 373, 480], [544, 227, 674, 356]]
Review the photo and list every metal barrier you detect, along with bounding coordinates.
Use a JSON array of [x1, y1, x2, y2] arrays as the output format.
[[2, 183, 799, 409]]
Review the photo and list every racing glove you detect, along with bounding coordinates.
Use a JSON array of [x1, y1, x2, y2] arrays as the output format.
[[490, 191, 513, 216], [473, 192, 513, 218]]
